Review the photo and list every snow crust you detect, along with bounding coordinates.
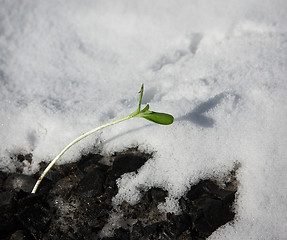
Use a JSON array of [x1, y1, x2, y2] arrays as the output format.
[[1, 0, 287, 238]]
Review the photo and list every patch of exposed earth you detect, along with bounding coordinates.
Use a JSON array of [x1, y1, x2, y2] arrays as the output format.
[[0, 148, 237, 239]]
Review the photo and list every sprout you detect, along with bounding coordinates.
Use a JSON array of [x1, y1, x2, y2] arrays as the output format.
[[31, 84, 174, 193]]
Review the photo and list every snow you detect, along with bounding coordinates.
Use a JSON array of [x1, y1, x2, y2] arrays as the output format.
[[1, 0, 287, 238]]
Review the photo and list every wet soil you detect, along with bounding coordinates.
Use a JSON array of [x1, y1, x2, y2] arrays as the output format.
[[0, 148, 237, 240]]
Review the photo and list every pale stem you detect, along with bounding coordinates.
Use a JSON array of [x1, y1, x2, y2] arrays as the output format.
[[31, 84, 145, 194], [31, 114, 134, 194]]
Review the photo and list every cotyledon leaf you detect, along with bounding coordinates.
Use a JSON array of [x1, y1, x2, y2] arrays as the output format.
[[137, 111, 174, 125]]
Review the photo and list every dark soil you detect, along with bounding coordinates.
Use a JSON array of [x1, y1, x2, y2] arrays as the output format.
[[0, 148, 237, 240]]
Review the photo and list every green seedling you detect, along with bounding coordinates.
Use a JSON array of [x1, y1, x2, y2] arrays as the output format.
[[31, 84, 173, 194]]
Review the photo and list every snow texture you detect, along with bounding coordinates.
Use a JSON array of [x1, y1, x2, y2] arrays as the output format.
[[1, 0, 287, 239]]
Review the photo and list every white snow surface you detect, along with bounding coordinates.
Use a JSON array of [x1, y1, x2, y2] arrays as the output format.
[[1, 0, 287, 238]]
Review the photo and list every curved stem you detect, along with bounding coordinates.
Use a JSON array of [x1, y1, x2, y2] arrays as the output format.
[[31, 83, 146, 194], [31, 114, 134, 194]]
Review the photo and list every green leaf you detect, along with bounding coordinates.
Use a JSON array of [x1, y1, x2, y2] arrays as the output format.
[[138, 111, 174, 125], [138, 84, 144, 111], [140, 104, 150, 113]]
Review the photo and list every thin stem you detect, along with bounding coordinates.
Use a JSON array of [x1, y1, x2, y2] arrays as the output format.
[[31, 113, 134, 194], [31, 84, 146, 194]]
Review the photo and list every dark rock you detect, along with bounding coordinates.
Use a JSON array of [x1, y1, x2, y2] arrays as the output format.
[[193, 197, 234, 235], [4, 174, 36, 193], [77, 153, 103, 173], [186, 180, 235, 203], [49, 174, 80, 197], [0, 192, 16, 211], [111, 151, 148, 180], [147, 188, 168, 204], [76, 168, 106, 198], [179, 179, 236, 239]]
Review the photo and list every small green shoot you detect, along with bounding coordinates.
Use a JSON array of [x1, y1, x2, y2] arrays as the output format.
[[31, 84, 173, 194]]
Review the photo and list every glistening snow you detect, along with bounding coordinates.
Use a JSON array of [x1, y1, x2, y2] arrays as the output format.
[[1, 0, 287, 239]]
